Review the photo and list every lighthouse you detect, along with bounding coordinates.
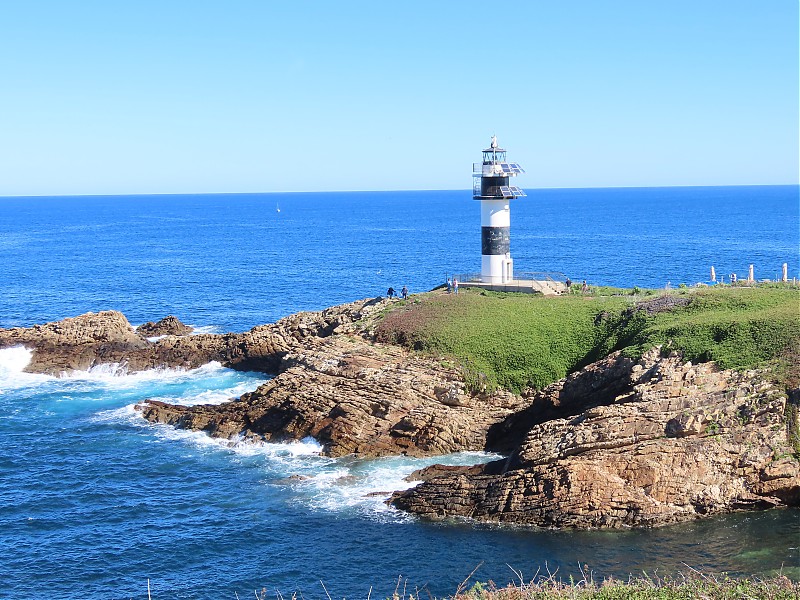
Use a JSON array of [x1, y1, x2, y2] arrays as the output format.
[[472, 135, 525, 284]]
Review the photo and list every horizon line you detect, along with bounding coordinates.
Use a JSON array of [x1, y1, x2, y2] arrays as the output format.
[[1, 182, 798, 199]]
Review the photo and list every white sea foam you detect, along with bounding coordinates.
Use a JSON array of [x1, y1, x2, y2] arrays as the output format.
[[125, 388, 496, 522], [130, 322, 220, 336], [284, 450, 500, 521], [114, 384, 499, 522], [231, 436, 323, 458], [95, 402, 140, 424], [0, 345, 34, 373], [0, 346, 53, 392], [189, 325, 221, 335], [136, 417, 325, 460], [146, 380, 260, 407], [0, 345, 233, 389], [68, 360, 229, 386]]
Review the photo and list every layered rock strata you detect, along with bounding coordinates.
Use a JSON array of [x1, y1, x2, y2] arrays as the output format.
[[137, 333, 525, 457], [390, 347, 800, 528]]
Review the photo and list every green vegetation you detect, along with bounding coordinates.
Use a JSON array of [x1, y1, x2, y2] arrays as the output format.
[[452, 574, 800, 600], [617, 287, 800, 370], [375, 286, 800, 394]]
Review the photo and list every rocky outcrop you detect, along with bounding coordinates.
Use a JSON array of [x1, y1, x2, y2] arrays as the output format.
[[137, 332, 526, 457], [0, 311, 153, 374], [0, 298, 388, 375], [390, 347, 800, 528], [485, 352, 640, 456], [136, 315, 194, 337]]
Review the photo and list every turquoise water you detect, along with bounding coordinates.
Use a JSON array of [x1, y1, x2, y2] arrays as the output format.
[[0, 187, 798, 598]]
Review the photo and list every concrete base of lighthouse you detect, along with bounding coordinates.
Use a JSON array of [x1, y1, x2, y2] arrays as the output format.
[[481, 255, 513, 284], [459, 277, 568, 296]]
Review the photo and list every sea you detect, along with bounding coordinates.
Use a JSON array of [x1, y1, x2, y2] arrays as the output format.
[[0, 185, 798, 599]]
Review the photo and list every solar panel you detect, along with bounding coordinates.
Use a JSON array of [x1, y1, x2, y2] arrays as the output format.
[[500, 163, 512, 172], [499, 186, 513, 198]]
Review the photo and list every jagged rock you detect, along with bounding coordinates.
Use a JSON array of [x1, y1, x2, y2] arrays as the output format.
[[405, 462, 504, 483], [136, 316, 194, 337], [137, 333, 526, 458], [485, 351, 641, 455], [0, 298, 389, 375], [389, 347, 800, 528], [0, 311, 151, 373]]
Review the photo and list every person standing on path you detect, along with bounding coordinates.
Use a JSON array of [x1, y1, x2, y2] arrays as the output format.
[[387, 287, 395, 299], [401, 286, 408, 300], [447, 278, 452, 293], [453, 278, 459, 294]]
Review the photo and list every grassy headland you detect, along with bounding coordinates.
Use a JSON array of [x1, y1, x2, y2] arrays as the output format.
[[375, 285, 800, 395]]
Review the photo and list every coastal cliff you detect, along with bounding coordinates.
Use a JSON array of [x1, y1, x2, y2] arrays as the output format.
[[390, 346, 799, 527], [3, 286, 798, 528]]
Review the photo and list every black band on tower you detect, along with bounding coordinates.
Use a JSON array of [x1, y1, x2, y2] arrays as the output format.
[[481, 226, 510, 255], [480, 176, 509, 197]]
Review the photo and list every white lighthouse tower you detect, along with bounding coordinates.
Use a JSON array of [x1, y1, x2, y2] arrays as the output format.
[[472, 135, 525, 284]]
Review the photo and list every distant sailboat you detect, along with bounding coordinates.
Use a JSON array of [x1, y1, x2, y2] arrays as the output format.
[[276, 202, 281, 213]]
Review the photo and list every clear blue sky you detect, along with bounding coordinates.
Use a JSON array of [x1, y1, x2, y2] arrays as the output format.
[[0, 0, 797, 195]]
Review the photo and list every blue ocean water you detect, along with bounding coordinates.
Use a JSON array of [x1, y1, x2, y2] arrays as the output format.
[[0, 186, 798, 599]]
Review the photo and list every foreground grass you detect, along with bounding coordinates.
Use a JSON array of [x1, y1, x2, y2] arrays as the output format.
[[245, 573, 800, 600], [375, 285, 800, 394], [451, 574, 800, 600]]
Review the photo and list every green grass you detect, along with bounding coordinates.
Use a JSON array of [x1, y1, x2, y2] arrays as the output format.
[[376, 290, 629, 393], [249, 572, 800, 600], [374, 286, 800, 394], [453, 574, 800, 600], [622, 287, 800, 370]]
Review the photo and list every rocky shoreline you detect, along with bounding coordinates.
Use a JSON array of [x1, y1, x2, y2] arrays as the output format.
[[391, 348, 799, 527], [2, 296, 798, 528]]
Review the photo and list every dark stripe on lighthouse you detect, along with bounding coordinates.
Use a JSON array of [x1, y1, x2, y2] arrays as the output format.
[[481, 226, 510, 255], [480, 176, 509, 197]]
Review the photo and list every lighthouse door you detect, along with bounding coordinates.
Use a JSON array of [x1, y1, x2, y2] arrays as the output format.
[[502, 258, 513, 283]]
